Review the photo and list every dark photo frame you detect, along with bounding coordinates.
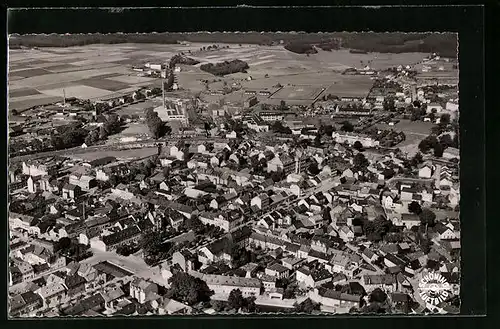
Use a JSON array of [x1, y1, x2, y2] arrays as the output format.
[[2, 3, 489, 329]]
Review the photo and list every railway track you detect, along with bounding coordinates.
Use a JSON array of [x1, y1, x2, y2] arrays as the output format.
[[9, 137, 232, 163]]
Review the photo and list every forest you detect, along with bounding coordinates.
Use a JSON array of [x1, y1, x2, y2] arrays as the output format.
[[9, 32, 457, 58]]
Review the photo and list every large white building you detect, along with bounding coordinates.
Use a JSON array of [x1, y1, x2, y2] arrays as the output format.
[[331, 132, 380, 148], [153, 96, 191, 125], [190, 272, 261, 297]]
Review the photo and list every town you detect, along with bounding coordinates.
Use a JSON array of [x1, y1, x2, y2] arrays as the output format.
[[8, 32, 460, 317]]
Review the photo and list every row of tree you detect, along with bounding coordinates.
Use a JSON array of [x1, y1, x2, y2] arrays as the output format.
[[144, 108, 171, 139], [200, 59, 250, 76], [284, 42, 318, 54]]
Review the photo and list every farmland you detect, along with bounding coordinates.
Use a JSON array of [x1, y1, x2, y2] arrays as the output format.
[[375, 119, 434, 157], [8, 43, 430, 112]]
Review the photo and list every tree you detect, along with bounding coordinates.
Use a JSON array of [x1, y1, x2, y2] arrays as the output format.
[[98, 126, 108, 140], [321, 124, 335, 136], [308, 162, 321, 176], [439, 113, 451, 125], [271, 121, 292, 134], [408, 201, 422, 215], [353, 141, 364, 151], [382, 168, 395, 179], [360, 302, 386, 314], [166, 272, 214, 305], [55, 237, 72, 253], [85, 129, 100, 146], [144, 108, 165, 139], [341, 121, 354, 132], [418, 135, 438, 153], [228, 289, 245, 311], [419, 208, 436, 230], [353, 153, 369, 170], [369, 288, 387, 303], [411, 152, 424, 166], [383, 96, 396, 111], [433, 143, 444, 157], [244, 296, 257, 313], [211, 300, 226, 312], [420, 238, 432, 254], [279, 100, 287, 110], [294, 298, 319, 314]]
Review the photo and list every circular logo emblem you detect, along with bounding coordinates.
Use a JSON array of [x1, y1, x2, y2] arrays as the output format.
[[418, 272, 451, 306]]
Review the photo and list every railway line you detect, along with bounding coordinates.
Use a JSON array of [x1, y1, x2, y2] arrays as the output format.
[[9, 136, 232, 163]]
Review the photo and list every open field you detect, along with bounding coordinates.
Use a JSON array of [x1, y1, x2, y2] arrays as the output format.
[[9, 43, 430, 111], [271, 85, 324, 101], [114, 99, 158, 116], [375, 119, 435, 157], [375, 119, 434, 135]]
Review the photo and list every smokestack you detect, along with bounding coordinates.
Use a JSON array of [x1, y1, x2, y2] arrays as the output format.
[[63, 89, 66, 106]]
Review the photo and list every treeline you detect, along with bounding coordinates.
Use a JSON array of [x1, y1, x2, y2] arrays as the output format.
[[8, 32, 342, 48], [9, 32, 457, 57], [339, 33, 458, 58], [200, 59, 249, 76], [284, 42, 318, 54], [9, 33, 179, 48], [316, 39, 342, 51], [168, 54, 200, 69]]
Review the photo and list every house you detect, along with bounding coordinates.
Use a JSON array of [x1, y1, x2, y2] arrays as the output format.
[[260, 274, 277, 292], [156, 298, 193, 315], [400, 213, 421, 229], [111, 183, 135, 200], [64, 273, 87, 297], [363, 274, 398, 293], [250, 193, 270, 211], [90, 225, 142, 252], [265, 263, 290, 279], [62, 183, 81, 200], [191, 272, 261, 297], [361, 248, 379, 264], [9, 291, 43, 317], [198, 238, 233, 264], [130, 278, 159, 304], [69, 173, 96, 191], [172, 250, 198, 272], [391, 293, 411, 313], [418, 163, 433, 179], [427, 103, 443, 113], [338, 226, 355, 242], [37, 283, 67, 308], [434, 223, 457, 240], [312, 287, 361, 309]]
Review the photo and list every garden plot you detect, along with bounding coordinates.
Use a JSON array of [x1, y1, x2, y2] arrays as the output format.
[[324, 76, 374, 98], [44, 64, 79, 72], [40, 85, 114, 99], [12, 67, 126, 89], [9, 88, 42, 98], [79, 78, 131, 92], [248, 59, 275, 66], [9, 68, 51, 78], [9, 95, 62, 111], [107, 75, 156, 85]]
